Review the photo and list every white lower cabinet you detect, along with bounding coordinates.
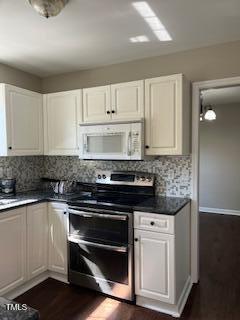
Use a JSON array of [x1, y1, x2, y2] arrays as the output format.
[[134, 203, 191, 317], [0, 207, 27, 296], [27, 203, 48, 280], [48, 202, 68, 275], [135, 230, 175, 304], [0, 201, 68, 298]]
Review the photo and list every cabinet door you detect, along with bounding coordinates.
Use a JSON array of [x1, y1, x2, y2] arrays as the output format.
[[5, 85, 43, 156], [134, 229, 175, 304], [48, 203, 68, 275], [83, 86, 111, 123], [145, 74, 187, 155], [111, 81, 144, 121], [0, 207, 27, 295], [27, 203, 48, 280], [44, 90, 82, 155]]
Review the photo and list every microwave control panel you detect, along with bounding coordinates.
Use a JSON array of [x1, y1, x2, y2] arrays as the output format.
[[131, 131, 140, 154]]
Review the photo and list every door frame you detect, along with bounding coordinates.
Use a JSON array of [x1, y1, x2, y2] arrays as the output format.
[[191, 76, 240, 283]]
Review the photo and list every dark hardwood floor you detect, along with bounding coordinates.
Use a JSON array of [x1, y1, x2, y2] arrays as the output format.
[[16, 213, 240, 320]]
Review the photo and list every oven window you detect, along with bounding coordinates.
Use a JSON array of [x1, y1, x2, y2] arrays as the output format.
[[69, 242, 129, 285], [87, 134, 124, 154], [69, 212, 128, 245]]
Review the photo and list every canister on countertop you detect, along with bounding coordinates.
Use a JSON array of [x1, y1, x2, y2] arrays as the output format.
[[0, 178, 16, 194]]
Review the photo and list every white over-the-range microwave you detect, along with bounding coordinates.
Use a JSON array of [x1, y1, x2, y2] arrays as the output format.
[[79, 120, 144, 160]]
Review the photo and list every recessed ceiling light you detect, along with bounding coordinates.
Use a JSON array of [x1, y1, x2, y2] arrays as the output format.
[[154, 30, 172, 42], [130, 35, 149, 43], [132, 1, 172, 42], [145, 17, 165, 31], [132, 1, 155, 18]]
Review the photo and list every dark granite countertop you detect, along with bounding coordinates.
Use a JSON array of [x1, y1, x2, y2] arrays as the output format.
[[134, 196, 190, 215], [0, 190, 190, 216], [0, 190, 89, 212], [0, 297, 39, 320]]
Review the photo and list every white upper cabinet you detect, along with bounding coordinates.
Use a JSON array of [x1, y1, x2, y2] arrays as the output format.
[[111, 81, 144, 121], [83, 85, 111, 123], [0, 84, 43, 156], [82, 81, 144, 123], [44, 90, 82, 155], [145, 74, 190, 155], [27, 203, 48, 280]]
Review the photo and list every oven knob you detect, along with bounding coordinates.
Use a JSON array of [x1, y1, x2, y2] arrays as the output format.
[[146, 177, 152, 182], [141, 176, 146, 181], [136, 176, 140, 180], [97, 174, 102, 179], [102, 174, 106, 179]]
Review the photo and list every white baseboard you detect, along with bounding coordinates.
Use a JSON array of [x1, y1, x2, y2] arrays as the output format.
[[5, 272, 49, 300], [200, 207, 240, 217], [4, 271, 68, 300], [136, 277, 193, 318]]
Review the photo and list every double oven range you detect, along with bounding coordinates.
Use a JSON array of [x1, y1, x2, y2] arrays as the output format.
[[67, 171, 155, 302]]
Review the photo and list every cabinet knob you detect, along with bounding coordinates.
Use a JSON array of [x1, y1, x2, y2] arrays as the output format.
[[145, 145, 149, 149], [111, 110, 115, 114], [107, 111, 111, 114], [134, 238, 139, 242], [150, 221, 155, 226], [8, 146, 12, 150]]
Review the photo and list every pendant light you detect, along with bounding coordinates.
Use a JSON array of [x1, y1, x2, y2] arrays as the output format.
[[204, 105, 216, 121], [28, 0, 69, 18]]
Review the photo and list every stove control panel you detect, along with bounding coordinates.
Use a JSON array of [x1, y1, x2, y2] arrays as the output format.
[[96, 170, 155, 187]]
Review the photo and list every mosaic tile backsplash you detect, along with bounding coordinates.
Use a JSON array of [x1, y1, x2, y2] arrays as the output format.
[[0, 156, 44, 192], [0, 156, 192, 197], [44, 156, 192, 197]]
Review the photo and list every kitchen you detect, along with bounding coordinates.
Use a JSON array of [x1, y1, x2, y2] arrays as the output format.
[[0, 1, 240, 319]]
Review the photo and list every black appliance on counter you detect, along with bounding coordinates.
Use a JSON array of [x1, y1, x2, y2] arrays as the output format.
[[67, 170, 155, 302], [0, 178, 16, 195]]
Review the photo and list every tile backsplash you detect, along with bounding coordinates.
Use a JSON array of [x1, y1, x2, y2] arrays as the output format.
[[44, 156, 192, 197], [0, 156, 44, 192], [0, 156, 192, 197]]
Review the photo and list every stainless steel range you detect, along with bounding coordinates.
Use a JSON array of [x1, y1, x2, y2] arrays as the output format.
[[67, 170, 155, 301]]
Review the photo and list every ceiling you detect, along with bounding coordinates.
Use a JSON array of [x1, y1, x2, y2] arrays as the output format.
[[202, 86, 240, 106], [1, 0, 240, 77]]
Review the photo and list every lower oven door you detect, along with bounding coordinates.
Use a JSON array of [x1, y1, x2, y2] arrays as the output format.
[[68, 236, 134, 301]]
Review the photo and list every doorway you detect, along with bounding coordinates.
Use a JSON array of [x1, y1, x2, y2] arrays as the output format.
[[191, 76, 240, 283]]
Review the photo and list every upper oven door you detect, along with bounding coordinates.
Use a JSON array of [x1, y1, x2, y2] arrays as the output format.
[[68, 207, 131, 245], [79, 123, 136, 160]]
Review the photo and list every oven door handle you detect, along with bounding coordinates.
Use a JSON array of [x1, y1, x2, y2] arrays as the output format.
[[68, 236, 128, 253], [68, 208, 128, 221]]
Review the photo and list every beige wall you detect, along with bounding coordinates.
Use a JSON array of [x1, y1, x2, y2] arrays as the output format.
[[0, 63, 41, 92], [200, 103, 240, 211], [42, 40, 240, 93]]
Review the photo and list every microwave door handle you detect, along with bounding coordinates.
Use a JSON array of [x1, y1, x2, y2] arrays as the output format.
[[127, 132, 132, 156], [68, 236, 128, 253], [83, 135, 88, 152]]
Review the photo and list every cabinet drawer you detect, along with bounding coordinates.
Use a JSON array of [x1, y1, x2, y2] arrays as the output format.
[[134, 212, 174, 235]]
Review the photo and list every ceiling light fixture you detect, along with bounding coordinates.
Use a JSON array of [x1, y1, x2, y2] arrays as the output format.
[[28, 0, 69, 18], [130, 35, 149, 43], [204, 105, 217, 121], [132, 1, 172, 41]]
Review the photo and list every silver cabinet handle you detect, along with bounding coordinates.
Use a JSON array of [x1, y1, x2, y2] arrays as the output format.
[[68, 208, 128, 221], [68, 236, 128, 253]]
